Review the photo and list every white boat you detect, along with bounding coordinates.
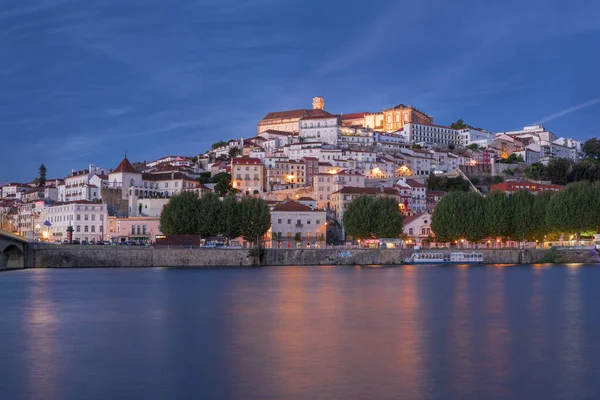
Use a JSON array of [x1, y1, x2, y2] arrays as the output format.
[[405, 252, 484, 264]]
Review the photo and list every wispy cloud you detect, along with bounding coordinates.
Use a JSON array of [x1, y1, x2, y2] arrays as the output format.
[[536, 98, 600, 124]]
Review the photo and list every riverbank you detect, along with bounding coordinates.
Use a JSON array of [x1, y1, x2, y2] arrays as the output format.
[[28, 246, 561, 268]]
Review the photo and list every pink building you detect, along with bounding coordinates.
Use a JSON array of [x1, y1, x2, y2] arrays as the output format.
[[108, 216, 162, 243]]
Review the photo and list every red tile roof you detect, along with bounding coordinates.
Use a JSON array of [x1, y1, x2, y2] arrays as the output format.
[[260, 109, 334, 121], [403, 213, 428, 225], [297, 196, 315, 201], [113, 157, 138, 174], [231, 157, 262, 165], [340, 112, 369, 120], [272, 200, 320, 212], [332, 187, 399, 196]]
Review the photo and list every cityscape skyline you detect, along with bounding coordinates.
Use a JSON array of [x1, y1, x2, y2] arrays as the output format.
[[1, 0, 599, 181]]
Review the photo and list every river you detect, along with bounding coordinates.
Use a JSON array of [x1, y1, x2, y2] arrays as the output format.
[[1, 265, 599, 399]]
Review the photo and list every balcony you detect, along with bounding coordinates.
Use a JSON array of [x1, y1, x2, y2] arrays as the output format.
[[295, 223, 303, 228]]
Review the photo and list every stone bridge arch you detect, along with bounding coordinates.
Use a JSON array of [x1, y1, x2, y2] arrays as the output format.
[[0, 232, 28, 270]]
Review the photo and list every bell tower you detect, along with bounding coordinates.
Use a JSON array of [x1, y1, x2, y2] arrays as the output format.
[[312, 96, 324, 110]]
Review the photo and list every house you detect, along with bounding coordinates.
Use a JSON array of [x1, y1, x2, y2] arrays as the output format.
[[490, 180, 564, 194], [268, 200, 326, 248], [231, 157, 264, 195], [402, 212, 434, 247]]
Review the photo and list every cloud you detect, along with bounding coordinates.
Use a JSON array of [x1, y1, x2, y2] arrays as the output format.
[[536, 98, 600, 124], [105, 107, 133, 116]]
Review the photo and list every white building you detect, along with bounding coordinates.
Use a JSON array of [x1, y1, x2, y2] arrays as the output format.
[[299, 114, 340, 145], [403, 123, 459, 147], [313, 170, 366, 209], [269, 200, 326, 248], [42, 200, 108, 242], [457, 128, 495, 148]]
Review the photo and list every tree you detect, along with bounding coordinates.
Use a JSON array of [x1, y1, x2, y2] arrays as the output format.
[[546, 181, 600, 236], [38, 164, 47, 187], [448, 143, 456, 151], [196, 192, 222, 238], [431, 191, 485, 242], [138, 203, 143, 215], [211, 141, 228, 150], [159, 192, 202, 235], [524, 162, 546, 181], [427, 173, 470, 192], [197, 172, 211, 184], [530, 191, 554, 241], [238, 197, 271, 244], [508, 190, 535, 241], [569, 160, 600, 183], [545, 158, 570, 185], [342, 196, 403, 240], [294, 232, 301, 243], [582, 138, 600, 161], [212, 172, 233, 196], [343, 196, 377, 240], [220, 195, 242, 243], [466, 143, 479, 151], [485, 191, 511, 239], [373, 197, 404, 238], [450, 119, 467, 130], [228, 147, 241, 159]]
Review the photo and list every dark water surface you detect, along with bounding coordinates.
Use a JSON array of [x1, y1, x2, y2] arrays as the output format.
[[1, 265, 600, 400]]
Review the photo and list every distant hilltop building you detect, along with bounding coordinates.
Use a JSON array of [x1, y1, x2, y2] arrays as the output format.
[[257, 96, 335, 134]]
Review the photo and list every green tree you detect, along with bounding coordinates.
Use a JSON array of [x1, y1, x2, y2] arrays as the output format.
[[197, 172, 211, 184], [220, 195, 242, 242], [211, 141, 228, 150], [38, 164, 47, 187], [524, 162, 546, 181], [159, 191, 201, 235], [343, 196, 377, 239], [196, 192, 222, 238], [546, 181, 600, 236], [582, 138, 600, 161], [545, 158, 570, 185], [466, 143, 479, 151], [569, 160, 600, 182], [508, 190, 535, 241], [448, 143, 456, 151], [373, 197, 404, 238], [228, 147, 241, 159], [450, 119, 467, 130], [239, 197, 271, 244], [530, 190, 554, 241], [431, 191, 485, 242], [212, 172, 233, 196], [294, 232, 301, 242], [485, 191, 511, 239]]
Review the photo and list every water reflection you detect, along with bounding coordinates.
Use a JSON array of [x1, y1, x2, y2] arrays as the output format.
[[23, 270, 62, 400]]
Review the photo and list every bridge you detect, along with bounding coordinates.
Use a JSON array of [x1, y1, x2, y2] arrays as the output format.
[[0, 230, 29, 270]]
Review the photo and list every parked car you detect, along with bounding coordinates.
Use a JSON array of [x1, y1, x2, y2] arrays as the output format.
[[95, 241, 104, 245], [103, 241, 111, 245], [72, 239, 81, 245], [89, 240, 96, 245], [81, 240, 88, 245]]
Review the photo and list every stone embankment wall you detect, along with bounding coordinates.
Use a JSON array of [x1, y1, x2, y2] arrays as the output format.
[[31, 246, 553, 268]]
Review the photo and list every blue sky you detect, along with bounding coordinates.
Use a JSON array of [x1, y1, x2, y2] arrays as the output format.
[[1, 0, 599, 182]]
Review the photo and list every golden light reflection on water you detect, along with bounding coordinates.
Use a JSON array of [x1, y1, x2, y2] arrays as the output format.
[[450, 267, 475, 396], [23, 269, 61, 400]]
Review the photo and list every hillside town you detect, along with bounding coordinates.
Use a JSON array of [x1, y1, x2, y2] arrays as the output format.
[[0, 96, 589, 248]]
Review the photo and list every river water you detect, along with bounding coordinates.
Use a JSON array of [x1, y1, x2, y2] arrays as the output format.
[[1, 265, 599, 400]]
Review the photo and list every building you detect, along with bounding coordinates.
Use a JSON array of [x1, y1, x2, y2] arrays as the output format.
[[457, 128, 495, 148], [42, 200, 108, 243], [268, 200, 326, 248], [381, 104, 433, 132], [265, 159, 306, 191], [403, 123, 459, 147], [313, 170, 366, 209], [302, 157, 319, 187], [298, 113, 340, 144], [1, 183, 29, 199], [231, 157, 264, 195], [402, 212, 434, 247], [257, 96, 335, 133], [108, 216, 162, 243], [395, 178, 427, 214], [490, 180, 564, 194]]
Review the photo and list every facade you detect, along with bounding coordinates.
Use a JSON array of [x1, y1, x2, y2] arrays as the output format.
[[298, 114, 340, 144], [302, 157, 319, 187], [1, 183, 29, 199], [268, 200, 326, 248], [395, 178, 427, 214], [402, 212, 434, 247], [490, 180, 564, 194], [313, 171, 366, 209], [381, 104, 433, 132], [109, 217, 162, 243], [231, 157, 265, 195], [265, 160, 306, 191], [42, 200, 108, 242], [257, 97, 335, 133], [457, 128, 495, 148], [403, 123, 459, 147]]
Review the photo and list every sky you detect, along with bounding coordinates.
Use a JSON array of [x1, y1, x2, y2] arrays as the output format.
[[1, 0, 599, 182]]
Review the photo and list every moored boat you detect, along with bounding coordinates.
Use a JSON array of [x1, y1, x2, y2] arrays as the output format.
[[404, 252, 484, 264]]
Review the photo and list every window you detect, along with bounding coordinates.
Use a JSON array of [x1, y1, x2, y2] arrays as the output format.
[[92, 226, 95, 233], [297, 219, 301, 225], [76, 214, 80, 221], [84, 214, 89, 220], [84, 226, 89, 232], [277, 219, 282, 224], [307, 220, 311, 225], [422, 228, 426, 235], [76, 226, 80, 232], [409, 228, 413, 235], [165, 183, 169, 188], [132, 226, 135, 234], [316, 220, 320, 225], [91, 214, 95, 221], [143, 225, 146, 234], [287, 219, 291, 224], [175, 182, 178, 188]]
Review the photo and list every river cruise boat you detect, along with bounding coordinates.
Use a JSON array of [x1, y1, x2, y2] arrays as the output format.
[[405, 252, 484, 264]]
